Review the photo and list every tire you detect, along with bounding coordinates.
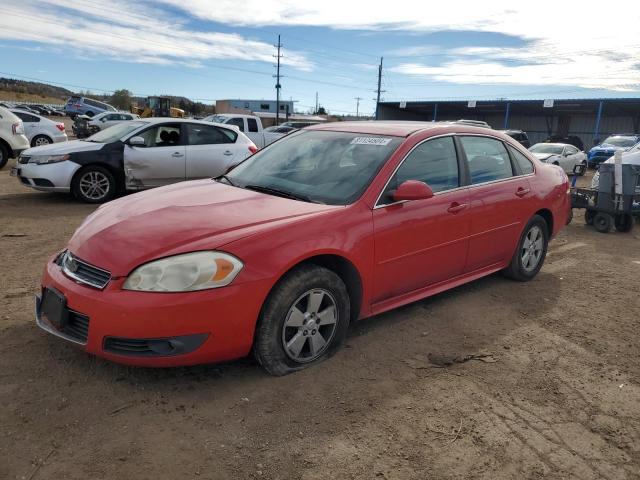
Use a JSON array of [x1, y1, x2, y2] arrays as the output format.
[[0, 142, 8, 169], [71, 166, 116, 203], [502, 215, 549, 282], [85, 111, 94, 118], [254, 265, 350, 376], [593, 212, 613, 233], [614, 213, 634, 233], [578, 161, 586, 176], [566, 208, 574, 225], [585, 210, 596, 225], [31, 134, 52, 147]]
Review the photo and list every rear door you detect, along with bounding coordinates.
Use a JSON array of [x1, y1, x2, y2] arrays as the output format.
[[123, 122, 186, 188], [12, 111, 40, 141], [184, 123, 240, 179], [372, 135, 470, 302], [459, 136, 534, 272]]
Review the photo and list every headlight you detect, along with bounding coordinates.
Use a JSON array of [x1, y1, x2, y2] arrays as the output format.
[[29, 154, 70, 165], [123, 251, 243, 292]]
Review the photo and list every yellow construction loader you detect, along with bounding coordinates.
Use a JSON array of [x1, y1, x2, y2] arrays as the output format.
[[131, 96, 185, 118]]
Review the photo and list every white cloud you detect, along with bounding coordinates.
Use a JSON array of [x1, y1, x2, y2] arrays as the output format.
[[154, 0, 640, 91], [0, 0, 313, 71]]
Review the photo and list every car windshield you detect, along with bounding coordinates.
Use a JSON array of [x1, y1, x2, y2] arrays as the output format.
[[530, 144, 564, 154], [602, 136, 637, 148], [85, 121, 147, 143], [226, 130, 403, 205]]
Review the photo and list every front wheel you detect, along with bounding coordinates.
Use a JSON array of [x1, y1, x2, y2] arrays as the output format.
[[0, 143, 8, 169], [72, 166, 116, 203], [502, 215, 549, 281], [254, 265, 350, 376], [593, 212, 613, 233], [31, 134, 52, 147]]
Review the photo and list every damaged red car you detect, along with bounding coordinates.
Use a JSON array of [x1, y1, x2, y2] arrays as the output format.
[[36, 121, 570, 375]]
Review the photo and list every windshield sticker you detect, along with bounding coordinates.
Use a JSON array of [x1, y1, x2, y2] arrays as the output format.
[[350, 137, 392, 146]]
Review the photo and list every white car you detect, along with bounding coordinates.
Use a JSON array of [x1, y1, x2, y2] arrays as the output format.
[[0, 106, 30, 168], [529, 143, 586, 174], [11, 118, 257, 203], [88, 111, 140, 131], [591, 142, 640, 189], [10, 109, 68, 147]]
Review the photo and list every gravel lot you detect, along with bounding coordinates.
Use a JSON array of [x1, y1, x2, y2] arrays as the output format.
[[1, 157, 639, 480]]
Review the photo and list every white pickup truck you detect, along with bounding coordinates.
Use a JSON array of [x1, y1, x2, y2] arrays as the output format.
[[202, 114, 285, 148]]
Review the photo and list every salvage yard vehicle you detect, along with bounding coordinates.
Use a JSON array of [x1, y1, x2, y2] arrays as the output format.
[[0, 106, 29, 169], [587, 134, 640, 167], [203, 113, 285, 148], [10, 109, 68, 147], [34, 121, 570, 375], [499, 129, 530, 148], [64, 95, 117, 118], [131, 96, 185, 118], [88, 111, 140, 131], [529, 143, 586, 174], [11, 118, 257, 202]]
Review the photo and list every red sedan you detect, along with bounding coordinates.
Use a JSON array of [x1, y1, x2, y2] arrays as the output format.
[[36, 121, 570, 375]]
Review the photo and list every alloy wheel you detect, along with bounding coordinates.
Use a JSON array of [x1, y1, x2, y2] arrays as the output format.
[[521, 225, 543, 272], [79, 171, 110, 201], [281, 288, 338, 363], [34, 137, 51, 147]]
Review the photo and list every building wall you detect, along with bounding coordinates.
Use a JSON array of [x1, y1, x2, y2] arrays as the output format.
[[378, 103, 639, 150], [216, 99, 294, 114]]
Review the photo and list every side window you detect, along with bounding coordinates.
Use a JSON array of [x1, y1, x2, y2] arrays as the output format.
[[379, 136, 459, 205], [186, 124, 236, 145], [247, 118, 259, 133], [106, 114, 119, 121], [227, 118, 244, 132], [566, 145, 578, 155], [14, 112, 37, 122], [507, 145, 534, 175], [137, 124, 182, 147], [460, 136, 513, 184]]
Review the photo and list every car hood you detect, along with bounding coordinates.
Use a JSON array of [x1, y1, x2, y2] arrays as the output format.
[[23, 139, 104, 156], [531, 152, 557, 160], [67, 180, 339, 276], [590, 143, 627, 153]]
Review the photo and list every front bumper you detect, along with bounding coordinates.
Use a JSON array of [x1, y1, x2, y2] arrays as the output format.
[[37, 254, 270, 367], [15, 160, 80, 192]]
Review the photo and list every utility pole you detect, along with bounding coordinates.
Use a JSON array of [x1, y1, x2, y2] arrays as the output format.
[[354, 97, 363, 117], [375, 57, 384, 120], [315, 92, 318, 114], [274, 35, 283, 125]]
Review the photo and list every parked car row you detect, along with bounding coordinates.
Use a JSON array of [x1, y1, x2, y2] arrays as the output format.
[[0, 101, 65, 117], [33, 121, 571, 374]]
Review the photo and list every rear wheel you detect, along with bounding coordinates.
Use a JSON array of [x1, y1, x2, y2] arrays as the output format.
[[0, 143, 8, 169], [502, 215, 549, 281], [593, 212, 613, 233], [31, 134, 52, 147], [72, 166, 116, 203], [254, 265, 350, 376], [585, 210, 596, 225], [614, 213, 634, 233]]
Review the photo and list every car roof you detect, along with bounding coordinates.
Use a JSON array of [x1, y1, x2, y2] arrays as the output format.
[[131, 117, 242, 133], [534, 142, 568, 147], [305, 120, 495, 137]]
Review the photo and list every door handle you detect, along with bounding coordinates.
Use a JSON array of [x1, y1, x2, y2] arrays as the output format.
[[447, 202, 468, 214], [172, 152, 184, 157], [515, 187, 531, 197], [223, 151, 233, 156]]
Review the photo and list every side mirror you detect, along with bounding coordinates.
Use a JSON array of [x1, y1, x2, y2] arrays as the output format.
[[128, 136, 145, 147], [392, 180, 434, 202]]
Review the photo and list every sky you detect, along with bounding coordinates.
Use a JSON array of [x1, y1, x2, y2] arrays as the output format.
[[1, 0, 640, 116]]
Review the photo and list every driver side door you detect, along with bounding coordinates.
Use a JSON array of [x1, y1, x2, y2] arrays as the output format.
[[124, 123, 186, 189], [372, 136, 470, 304]]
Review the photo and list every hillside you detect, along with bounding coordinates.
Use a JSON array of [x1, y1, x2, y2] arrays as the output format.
[[0, 77, 72, 103]]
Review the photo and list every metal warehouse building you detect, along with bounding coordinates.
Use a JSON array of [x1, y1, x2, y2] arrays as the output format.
[[378, 98, 640, 148]]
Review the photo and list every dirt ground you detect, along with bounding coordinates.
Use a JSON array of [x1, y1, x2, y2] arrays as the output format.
[[1, 157, 639, 480]]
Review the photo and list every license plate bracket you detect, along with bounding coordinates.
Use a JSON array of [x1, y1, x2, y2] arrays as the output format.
[[41, 288, 68, 331]]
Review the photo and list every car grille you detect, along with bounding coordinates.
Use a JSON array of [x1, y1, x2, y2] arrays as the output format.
[[104, 337, 159, 356], [18, 155, 30, 164], [60, 251, 111, 290], [63, 310, 90, 342]]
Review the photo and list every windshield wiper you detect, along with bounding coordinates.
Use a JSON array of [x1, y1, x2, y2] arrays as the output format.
[[244, 184, 321, 203], [216, 174, 235, 186]]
